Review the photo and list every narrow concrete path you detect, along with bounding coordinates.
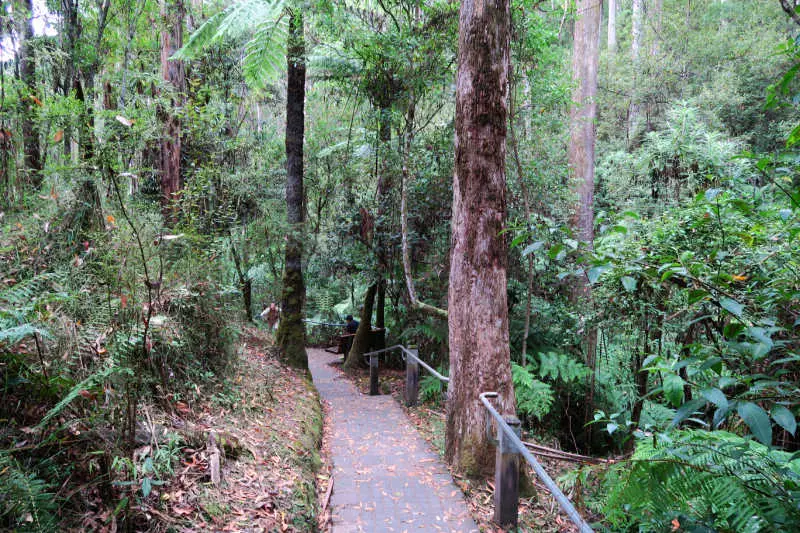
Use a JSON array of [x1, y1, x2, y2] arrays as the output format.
[[308, 348, 479, 533]]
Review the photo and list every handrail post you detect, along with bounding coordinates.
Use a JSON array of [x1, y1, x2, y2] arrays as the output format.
[[369, 353, 379, 396], [494, 414, 521, 529], [405, 347, 419, 406]]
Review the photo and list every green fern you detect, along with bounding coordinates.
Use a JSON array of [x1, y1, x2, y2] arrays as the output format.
[[602, 430, 800, 532], [512, 362, 554, 421], [0, 454, 58, 532], [536, 351, 590, 384]]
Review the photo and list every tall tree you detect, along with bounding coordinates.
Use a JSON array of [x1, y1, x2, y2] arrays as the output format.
[[275, 9, 308, 370], [607, 0, 617, 53], [445, 0, 515, 475], [628, 0, 644, 145], [568, 0, 601, 434], [160, 0, 185, 216], [18, 0, 42, 188]]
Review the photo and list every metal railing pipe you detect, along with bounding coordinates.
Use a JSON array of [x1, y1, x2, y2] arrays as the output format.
[[479, 392, 594, 533]]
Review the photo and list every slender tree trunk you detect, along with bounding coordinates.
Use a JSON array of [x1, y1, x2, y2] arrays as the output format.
[[344, 282, 377, 370], [160, 0, 185, 218], [446, 0, 516, 476], [375, 106, 391, 333], [607, 0, 617, 53], [650, 0, 663, 57], [628, 0, 643, 146], [19, 0, 42, 188], [568, 0, 601, 445], [276, 11, 308, 370], [399, 101, 448, 320]]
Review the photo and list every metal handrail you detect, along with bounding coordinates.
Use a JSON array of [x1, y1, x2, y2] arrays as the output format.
[[479, 392, 594, 533], [363, 345, 450, 384]]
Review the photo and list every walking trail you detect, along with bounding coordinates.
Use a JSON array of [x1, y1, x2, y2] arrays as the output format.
[[308, 348, 479, 533]]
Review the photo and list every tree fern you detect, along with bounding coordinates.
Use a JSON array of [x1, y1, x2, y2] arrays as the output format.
[[173, 0, 288, 88]]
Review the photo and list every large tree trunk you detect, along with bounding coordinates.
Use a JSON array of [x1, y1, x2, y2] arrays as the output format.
[[160, 0, 185, 218], [445, 0, 515, 476], [607, 0, 617, 53], [568, 0, 601, 445], [276, 11, 308, 370], [19, 0, 42, 188]]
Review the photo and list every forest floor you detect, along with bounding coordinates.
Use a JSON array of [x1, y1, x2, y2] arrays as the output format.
[[347, 359, 583, 532], [140, 327, 323, 532]]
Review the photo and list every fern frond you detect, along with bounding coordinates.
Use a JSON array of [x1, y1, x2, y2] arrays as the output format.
[[243, 14, 288, 87], [173, 0, 288, 86], [602, 430, 800, 531], [0, 324, 50, 346]]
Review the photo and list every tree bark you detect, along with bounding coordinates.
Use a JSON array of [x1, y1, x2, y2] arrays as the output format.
[[160, 0, 185, 218], [19, 0, 42, 188], [446, 0, 515, 476], [607, 0, 617, 53], [276, 10, 308, 370], [628, 0, 644, 146], [344, 282, 377, 370], [568, 0, 601, 443]]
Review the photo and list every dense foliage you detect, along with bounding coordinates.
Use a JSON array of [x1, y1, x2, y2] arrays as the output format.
[[1, 0, 800, 530]]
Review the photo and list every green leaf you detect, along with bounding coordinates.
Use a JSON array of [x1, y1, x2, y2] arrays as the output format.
[[700, 388, 728, 410], [737, 402, 772, 446], [663, 374, 685, 408], [141, 477, 152, 498], [771, 405, 797, 436], [621, 276, 637, 292], [521, 241, 545, 257], [587, 265, 610, 284], [606, 422, 619, 435], [670, 398, 707, 428], [719, 297, 744, 317], [687, 289, 709, 305]]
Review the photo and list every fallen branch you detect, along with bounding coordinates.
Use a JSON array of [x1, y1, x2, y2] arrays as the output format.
[[522, 441, 611, 465]]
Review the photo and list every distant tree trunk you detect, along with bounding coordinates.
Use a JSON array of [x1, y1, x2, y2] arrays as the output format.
[[344, 282, 377, 370], [628, 0, 643, 146], [650, 0, 663, 57], [19, 0, 42, 188], [607, 0, 617, 53], [568, 0, 601, 444], [276, 10, 308, 370], [160, 0, 185, 218], [446, 0, 516, 476]]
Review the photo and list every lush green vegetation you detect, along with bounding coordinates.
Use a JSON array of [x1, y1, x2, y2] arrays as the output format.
[[1, 0, 800, 530]]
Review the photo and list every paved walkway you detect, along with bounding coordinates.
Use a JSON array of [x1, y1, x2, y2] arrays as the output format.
[[308, 348, 479, 533]]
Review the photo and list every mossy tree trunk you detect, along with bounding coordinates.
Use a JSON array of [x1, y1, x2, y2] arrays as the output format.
[[276, 10, 308, 370], [445, 0, 516, 476], [344, 282, 377, 370]]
